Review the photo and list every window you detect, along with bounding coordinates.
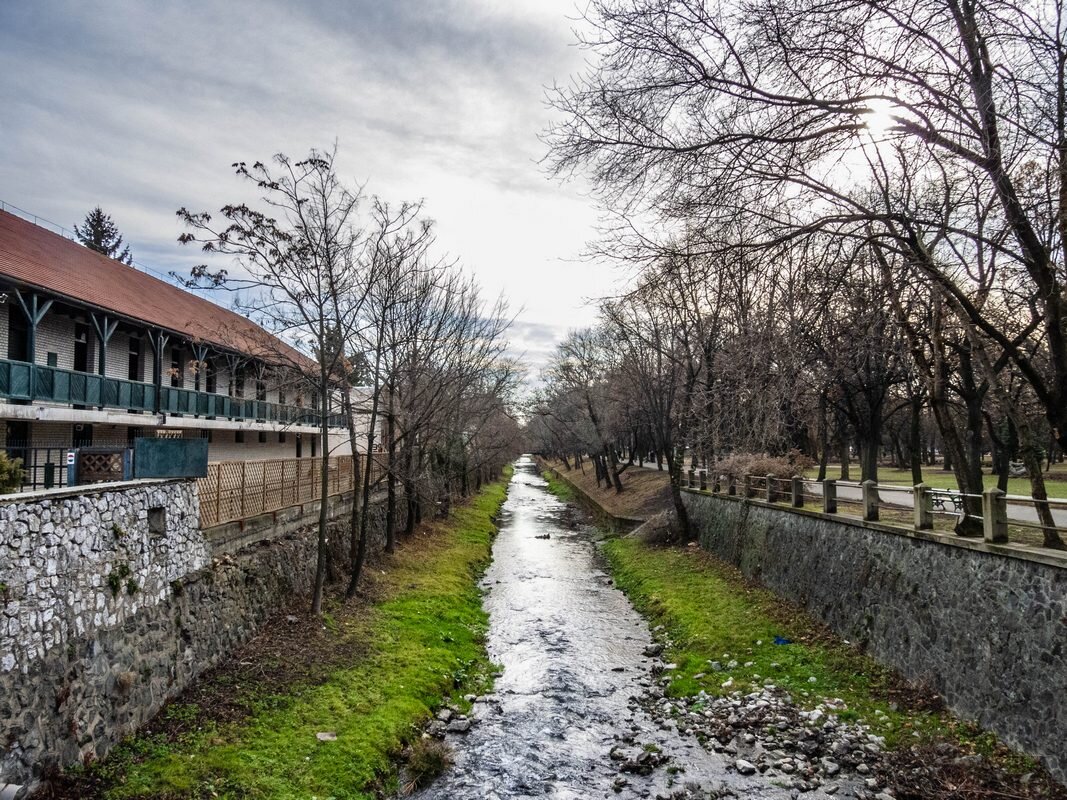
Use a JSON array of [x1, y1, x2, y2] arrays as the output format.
[[127, 427, 143, 447], [73, 323, 91, 373], [278, 387, 286, 405], [73, 424, 93, 448], [279, 432, 286, 444], [46, 352, 58, 368], [205, 360, 217, 393], [201, 428, 213, 443], [148, 507, 166, 537], [7, 310, 28, 361], [170, 349, 184, 388], [310, 435, 317, 458], [256, 380, 266, 402], [235, 430, 245, 444], [128, 338, 142, 382], [258, 431, 266, 444]]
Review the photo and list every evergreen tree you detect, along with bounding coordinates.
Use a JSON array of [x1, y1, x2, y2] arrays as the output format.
[[74, 206, 133, 264]]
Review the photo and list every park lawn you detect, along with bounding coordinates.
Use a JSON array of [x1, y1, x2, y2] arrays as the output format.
[[95, 475, 510, 800], [600, 538, 1034, 770], [805, 464, 1067, 498]]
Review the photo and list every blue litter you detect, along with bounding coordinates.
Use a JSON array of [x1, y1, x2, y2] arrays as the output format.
[[773, 636, 792, 645]]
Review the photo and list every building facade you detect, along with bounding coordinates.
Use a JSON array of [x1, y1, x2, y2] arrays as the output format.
[[0, 209, 364, 490]]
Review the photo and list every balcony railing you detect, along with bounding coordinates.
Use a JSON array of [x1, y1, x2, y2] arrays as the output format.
[[0, 358, 346, 428]]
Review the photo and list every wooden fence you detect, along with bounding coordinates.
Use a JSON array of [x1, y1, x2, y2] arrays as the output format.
[[198, 454, 385, 528]]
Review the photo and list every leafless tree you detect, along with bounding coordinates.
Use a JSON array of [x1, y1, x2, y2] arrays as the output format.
[[177, 148, 366, 612]]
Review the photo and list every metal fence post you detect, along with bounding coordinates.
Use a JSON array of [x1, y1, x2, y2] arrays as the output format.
[[240, 461, 247, 519], [688, 468, 695, 488], [699, 470, 707, 491], [982, 487, 1008, 543], [823, 479, 837, 514], [765, 473, 776, 502], [862, 479, 879, 521], [743, 474, 753, 498], [914, 483, 933, 530], [791, 475, 804, 508]]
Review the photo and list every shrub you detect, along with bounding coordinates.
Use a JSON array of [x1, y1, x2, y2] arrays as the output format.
[[0, 451, 24, 494], [404, 738, 453, 792], [712, 452, 813, 482]]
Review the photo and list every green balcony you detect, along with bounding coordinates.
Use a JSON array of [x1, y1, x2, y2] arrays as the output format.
[[0, 358, 346, 428]]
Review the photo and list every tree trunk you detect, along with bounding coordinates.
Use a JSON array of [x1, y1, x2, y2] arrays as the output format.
[[311, 366, 330, 615], [667, 448, 691, 540], [816, 390, 829, 482], [402, 439, 417, 535], [605, 444, 624, 493], [1021, 438, 1063, 548], [986, 413, 1010, 492], [347, 336, 384, 599], [385, 387, 396, 554], [908, 396, 923, 486]]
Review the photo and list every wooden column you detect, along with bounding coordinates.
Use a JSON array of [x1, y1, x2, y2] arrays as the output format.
[[12, 289, 53, 400], [146, 328, 170, 415], [89, 313, 118, 409]]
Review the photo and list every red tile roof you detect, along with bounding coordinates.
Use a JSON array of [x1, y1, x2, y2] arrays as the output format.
[[0, 209, 306, 366]]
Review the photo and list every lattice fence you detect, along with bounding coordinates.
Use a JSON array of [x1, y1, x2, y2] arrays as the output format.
[[198, 454, 375, 527]]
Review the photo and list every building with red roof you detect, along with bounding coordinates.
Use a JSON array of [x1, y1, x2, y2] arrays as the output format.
[[0, 208, 356, 490]]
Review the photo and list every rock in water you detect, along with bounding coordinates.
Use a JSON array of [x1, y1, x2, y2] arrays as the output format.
[[735, 758, 757, 775]]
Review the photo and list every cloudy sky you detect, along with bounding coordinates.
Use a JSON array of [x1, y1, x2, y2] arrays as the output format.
[[0, 0, 614, 375]]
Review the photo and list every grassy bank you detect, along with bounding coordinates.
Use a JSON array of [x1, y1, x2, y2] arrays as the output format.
[[541, 468, 577, 504], [68, 475, 510, 800], [598, 530, 1051, 782], [541, 467, 1045, 781], [601, 538, 950, 747]]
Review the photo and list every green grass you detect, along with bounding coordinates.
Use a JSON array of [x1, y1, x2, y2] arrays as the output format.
[[101, 475, 511, 800], [602, 538, 958, 749], [540, 467, 576, 503], [805, 464, 1067, 498]]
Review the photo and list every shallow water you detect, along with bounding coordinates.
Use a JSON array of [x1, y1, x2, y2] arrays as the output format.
[[411, 456, 814, 799]]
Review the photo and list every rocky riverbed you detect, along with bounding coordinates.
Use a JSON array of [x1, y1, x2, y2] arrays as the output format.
[[408, 457, 864, 799]]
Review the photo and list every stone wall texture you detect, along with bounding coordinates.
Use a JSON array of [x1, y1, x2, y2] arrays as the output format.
[[0, 480, 384, 790], [681, 489, 1067, 783]]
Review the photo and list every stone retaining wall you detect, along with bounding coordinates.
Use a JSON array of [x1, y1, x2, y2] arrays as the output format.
[[0, 480, 384, 791], [681, 489, 1067, 782]]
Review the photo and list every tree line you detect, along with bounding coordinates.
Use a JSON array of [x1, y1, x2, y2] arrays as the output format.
[[178, 149, 523, 611], [529, 0, 1066, 548]]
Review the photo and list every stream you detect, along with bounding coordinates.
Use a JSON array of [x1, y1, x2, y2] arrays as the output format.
[[411, 455, 821, 799]]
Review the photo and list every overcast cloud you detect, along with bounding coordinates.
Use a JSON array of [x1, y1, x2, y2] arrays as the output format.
[[0, 0, 612, 378]]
